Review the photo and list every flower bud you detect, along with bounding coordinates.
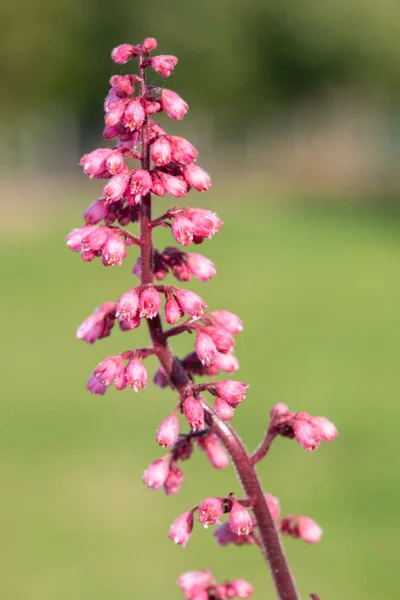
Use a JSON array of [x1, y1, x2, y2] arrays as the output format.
[[142, 457, 169, 490], [229, 579, 254, 599], [198, 497, 224, 528], [169, 510, 193, 547], [229, 500, 254, 536], [103, 125, 120, 140], [175, 288, 207, 318], [151, 137, 172, 166], [116, 288, 140, 320], [214, 352, 240, 373], [204, 327, 234, 354], [76, 303, 116, 344], [80, 148, 113, 179], [195, 332, 218, 366], [153, 367, 170, 388], [128, 169, 152, 204], [172, 215, 195, 246], [119, 315, 141, 330], [214, 397, 234, 420], [310, 416, 338, 441], [81, 226, 109, 252], [185, 253, 216, 282], [183, 165, 211, 191], [156, 413, 180, 447], [142, 37, 158, 53], [280, 515, 323, 544], [66, 226, 97, 252], [105, 151, 126, 175], [111, 44, 136, 64], [157, 172, 187, 198], [139, 287, 161, 319], [168, 135, 198, 165], [164, 467, 184, 495], [101, 234, 127, 266], [213, 522, 254, 547], [211, 310, 243, 335], [94, 355, 125, 386], [104, 102, 127, 127], [183, 396, 205, 431], [161, 89, 188, 120], [122, 99, 145, 131], [293, 419, 320, 451], [125, 358, 148, 391], [87, 374, 108, 395], [214, 380, 249, 407], [198, 434, 229, 469], [102, 172, 130, 203], [164, 295, 183, 324], [84, 199, 108, 225], [151, 55, 178, 77], [177, 570, 214, 596]]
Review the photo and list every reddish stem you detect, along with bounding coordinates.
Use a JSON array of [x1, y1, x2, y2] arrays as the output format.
[[138, 55, 300, 600], [251, 428, 278, 465]]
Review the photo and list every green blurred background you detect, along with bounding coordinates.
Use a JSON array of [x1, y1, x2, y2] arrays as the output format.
[[2, 1, 400, 599]]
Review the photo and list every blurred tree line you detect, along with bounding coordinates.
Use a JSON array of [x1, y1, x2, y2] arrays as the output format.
[[2, 0, 400, 135]]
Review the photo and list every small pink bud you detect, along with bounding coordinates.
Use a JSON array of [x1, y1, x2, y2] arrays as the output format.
[[142, 37, 158, 53], [110, 74, 135, 96], [183, 165, 211, 192], [175, 288, 207, 318], [87, 374, 108, 395], [81, 226, 109, 252], [157, 172, 188, 198], [198, 497, 224, 528], [80, 148, 113, 178], [204, 327, 234, 353], [214, 380, 249, 407], [161, 89, 188, 120], [153, 367, 170, 388], [214, 352, 240, 373], [164, 467, 185, 495], [127, 169, 152, 204], [195, 332, 218, 366], [229, 579, 254, 599], [111, 44, 136, 64], [118, 130, 140, 148], [105, 151, 126, 175], [94, 355, 125, 386], [177, 570, 214, 596], [114, 370, 127, 390], [76, 303, 116, 344], [165, 295, 184, 324], [101, 234, 127, 266], [229, 500, 254, 536], [125, 358, 148, 391], [156, 413, 180, 447], [104, 102, 127, 127], [139, 287, 161, 319], [270, 403, 290, 421], [151, 137, 172, 166], [211, 310, 243, 335], [142, 457, 169, 490], [265, 493, 280, 521], [169, 510, 193, 547], [172, 215, 195, 246], [168, 135, 198, 165], [293, 419, 320, 451], [116, 288, 140, 320], [186, 253, 216, 282], [119, 315, 141, 330], [151, 55, 178, 77], [122, 99, 145, 131], [298, 517, 323, 543], [183, 396, 205, 431], [311, 416, 338, 441], [66, 226, 96, 252], [213, 522, 254, 547], [198, 434, 229, 469], [84, 199, 108, 225], [103, 125, 120, 140], [102, 172, 130, 203], [150, 174, 166, 196], [214, 397, 234, 420]]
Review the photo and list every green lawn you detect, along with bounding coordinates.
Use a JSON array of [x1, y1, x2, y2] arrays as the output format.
[[2, 187, 400, 599]]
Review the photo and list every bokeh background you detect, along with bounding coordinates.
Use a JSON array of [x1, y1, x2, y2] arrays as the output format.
[[2, 1, 400, 599]]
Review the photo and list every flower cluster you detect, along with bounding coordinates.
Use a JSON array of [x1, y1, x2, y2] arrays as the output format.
[[68, 37, 338, 600]]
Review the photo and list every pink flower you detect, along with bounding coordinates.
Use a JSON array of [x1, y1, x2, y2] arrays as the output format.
[[102, 172, 130, 203], [265, 493, 280, 521], [84, 200, 108, 225], [142, 37, 158, 53], [183, 396, 205, 431], [169, 510, 194, 547], [94, 355, 125, 386], [161, 89, 188, 120], [198, 433, 229, 470], [213, 522, 254, 547], [66, 226, 96, 251], [116, 288, 140, 320], [214, 380, 249, 407], [76, 302, 116, 344], [87, 374, 108, 395], [139, 287, 161, 319], [182, 208, 223, 240], [110, 74, 135, 96], [81, 226, 109, 252], [211, 310, 243, 335], [157, 172, 188, 198], [311, 416, 338, 441], [80, 148, 114, 179], [119, 315, 141, 331], [165, 295, 183, 324], [183, 165, 211, 191], [214, 352, 240, 373], [164, 468, 185, 495], [104, 102, 127, 127], [292, 419, 320, 451], [105, 151, 126, 175], [168, 135, 198, 165], [151, 137, 172, 166], [128, 169, 152, 204], [229, 579, 254, 599], [122, 99, 145, 131], [177, 570, 214, 596], [214, 397, 234, 420], [111, 43, 137, 64], [172, 216, 195, 246], [156, 413, 180, 447], [198, 497, 224, 528], [229, 500, 254, 536], [195, 332, 218, 366], [186, 253, 216, 282], [280, 515, 323, 544], [101, 234, 127, 266], [151, 55, 178, 77], [142, 457, 170, 490], [103, 125, 120, 140], [175, 288, 207, 318], [204, 327, 234, 353], [125, 358, 148, 391]]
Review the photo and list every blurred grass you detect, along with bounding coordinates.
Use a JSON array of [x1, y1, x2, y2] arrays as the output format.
[[1, 187, 400, 599]]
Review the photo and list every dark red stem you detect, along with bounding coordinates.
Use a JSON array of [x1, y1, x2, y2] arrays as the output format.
[[138, 55, 300, 600], [251, 428, 277, 465]]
